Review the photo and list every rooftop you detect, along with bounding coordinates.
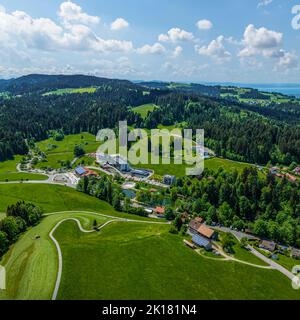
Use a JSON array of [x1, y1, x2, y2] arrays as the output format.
[[75, 166, 87, 176], [197, 225, 215, 239]]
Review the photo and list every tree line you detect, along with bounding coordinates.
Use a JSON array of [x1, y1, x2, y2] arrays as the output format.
[[0, 202, 43, 257]]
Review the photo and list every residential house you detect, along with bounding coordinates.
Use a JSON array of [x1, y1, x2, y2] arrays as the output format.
[[259, 240, 276, 252], [291, 248, 300, 260]]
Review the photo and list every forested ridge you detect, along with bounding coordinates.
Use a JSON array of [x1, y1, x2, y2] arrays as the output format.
[[0, 74, 299, 166], [143, 93, 300, 165]]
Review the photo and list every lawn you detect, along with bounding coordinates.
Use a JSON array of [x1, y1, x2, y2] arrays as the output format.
[[275, 254, 300, 272], [54, 221, 300, 300], [0, 212, 110, 300], [0, 184, 159, 221], [43, 87, 97, 96], [132, 104, 158, 119], [0, 155, 48, 181]]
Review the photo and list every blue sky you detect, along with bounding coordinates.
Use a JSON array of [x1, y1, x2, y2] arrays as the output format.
[[0, 0, 300, 82]]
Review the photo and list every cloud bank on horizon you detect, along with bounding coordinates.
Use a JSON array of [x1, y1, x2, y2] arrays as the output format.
[[0, 0, 299, 83]]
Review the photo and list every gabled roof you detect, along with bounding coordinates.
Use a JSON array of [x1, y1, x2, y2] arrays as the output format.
[[189, 217, 203, 231], [197, 225, 215, 239]]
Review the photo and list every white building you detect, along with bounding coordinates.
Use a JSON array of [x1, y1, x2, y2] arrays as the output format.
[[96, 153, 130, 172]]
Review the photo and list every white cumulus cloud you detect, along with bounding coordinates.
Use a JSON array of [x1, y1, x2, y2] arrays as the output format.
[[195, 35, 231, 61], [158, 28, 194, 43], [58, 1, 100, 25], [137, 42, 166, 55], [110, 18, 129, 31], [239, 24, 282, 58], [0, 3, 132, 53], [196, 19, 213, 30]]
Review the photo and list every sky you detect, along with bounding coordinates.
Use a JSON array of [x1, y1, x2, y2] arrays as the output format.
[[1, 0, 300, 83]]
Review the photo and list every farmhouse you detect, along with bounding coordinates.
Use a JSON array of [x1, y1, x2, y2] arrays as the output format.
[[197, 224, 217, 240], [260, 240, 276, 252], [192, 234, 212, 250], [188, 217, 203, 234]]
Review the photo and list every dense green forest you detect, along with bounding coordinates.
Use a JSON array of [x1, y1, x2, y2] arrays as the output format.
[[0, 74, 299, 166], [143, 93, 300, 164], [171, 167, 300, 247]]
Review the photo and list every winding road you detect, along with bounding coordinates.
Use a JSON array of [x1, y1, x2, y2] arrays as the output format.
[[47, 211, 171, 300]]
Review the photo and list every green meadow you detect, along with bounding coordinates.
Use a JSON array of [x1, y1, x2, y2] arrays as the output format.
[[134, 157, 255, 178], [0, 155, 47, 181], [43, 87, 97, 96], [132, 104, 158, 119], [54, 221, 299, 300]]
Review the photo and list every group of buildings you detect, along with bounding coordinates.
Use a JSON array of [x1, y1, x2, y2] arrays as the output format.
[[187, 217, 217, 250], [95, 153, 151, 179], [259, 239, 300, 259], [74, 166, 98, 178], [269, 167, 298, 183]]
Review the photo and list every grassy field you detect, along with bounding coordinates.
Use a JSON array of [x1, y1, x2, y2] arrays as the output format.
[[43, 87, 97, 96], [0, 212, 6, 220], [54, 221, 300, 300], [0, 184, 159, 221], [35, 133, 100, 169], [132, 104, 157, 119], [0, 155, 48, 181], [134, 157, 255, 177], [0, 212, 110, 300]]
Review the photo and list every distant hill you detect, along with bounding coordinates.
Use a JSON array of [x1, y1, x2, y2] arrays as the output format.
[[0, 74, 137, 95], [139, 81, 220, 97]]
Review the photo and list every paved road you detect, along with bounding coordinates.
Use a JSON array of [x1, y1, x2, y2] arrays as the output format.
[[247, 246, 295, 280], [210, 225, 258, 241], [210, 225, 296, 280]]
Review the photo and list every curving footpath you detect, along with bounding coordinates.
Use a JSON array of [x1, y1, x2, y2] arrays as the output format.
[[49, 218, 116, 300], [48, 212, 170, 300]]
